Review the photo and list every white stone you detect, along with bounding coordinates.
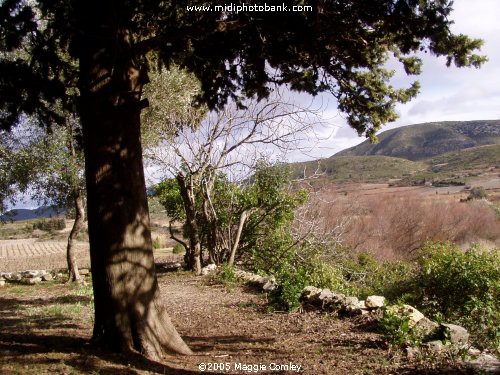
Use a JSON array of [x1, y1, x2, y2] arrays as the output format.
[[42, 274, 53, 281], [24, 277, 42, 285], [425, 340, 446, 351], [0, 280, 5, 287], [79, 268, 90, 275], [365, 295, 385, 308], [386, 304, 425, 326], [23, 270, 40, 278], [263, 280, 277, 292], [440, 323, 469, 344], [344, 296, 359, 307], [201, 264, 217, 275]]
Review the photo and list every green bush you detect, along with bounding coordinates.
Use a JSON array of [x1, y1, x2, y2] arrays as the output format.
[[215, 264, 237, 285], [415, 242, 499, 350], [152, 237, 161, 249], [32, 217, 66, 231], [378, 306, 424, 349], [268, 264, 307, 312], [303, 259, 353, 295], [172, 243, 185, 254]]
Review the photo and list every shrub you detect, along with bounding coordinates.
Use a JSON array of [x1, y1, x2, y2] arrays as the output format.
[[415, 242, 500, 350], [172, 243, 185, 254], [467, 186, 488, 200], [268, 264, 307, 312], [379, 306, 423, 350], [152, 237, 161, 249], [304, 258, 354, 295], [32, 217, 66, 231], [214, 264, 237, 285]]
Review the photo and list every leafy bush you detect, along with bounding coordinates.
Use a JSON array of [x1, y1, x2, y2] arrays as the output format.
[[379, 306, 423, 349], [214, 264, 237, 285], [172, 243, 185, 254], [268, 264, 307, 312], [415, 242, 499, 350], [32, 217, 66, 231], [303, 258, 354, 295]]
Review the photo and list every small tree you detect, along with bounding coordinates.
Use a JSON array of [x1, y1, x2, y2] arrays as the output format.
[[0, 118, 86, 283], [146, 80, 324, 273]]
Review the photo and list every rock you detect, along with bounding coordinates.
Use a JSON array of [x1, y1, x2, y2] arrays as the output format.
[[158, 262, 182, 272], [1, 272, 12, 280], [318, 289, 335, 301], [386, 304, 425, 327], [414, 317, 439, 338], [235, 270, 249, 278], [439, 323, 469, 345], [10, 273, 22, 281], [79, 268, 90, 276], [263, 280, 278, 292], [23, 270, 41, 278], [42, 274, 53, 281], [405, 346, 420, 359], [201, 264, 217, 275], [466, 353, 500, 375], [342, 297, 370, 315], [0, 280, 5, 287], [23, 277, 42, 285], [365, 295, 385, 308], [424, 340, 447, 352], [248, 274, 266, 285], [344, 296, 359, 306]]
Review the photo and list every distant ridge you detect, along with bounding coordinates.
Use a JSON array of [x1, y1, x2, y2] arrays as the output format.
[[0, 206, 64, 222], [336, 120, 500, 160]]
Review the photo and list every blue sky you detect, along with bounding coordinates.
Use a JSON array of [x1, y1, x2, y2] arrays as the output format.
[[289, 0, 500, 161]]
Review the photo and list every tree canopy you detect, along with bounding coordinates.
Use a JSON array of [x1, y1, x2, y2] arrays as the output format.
[[1, 0, 485, 138]]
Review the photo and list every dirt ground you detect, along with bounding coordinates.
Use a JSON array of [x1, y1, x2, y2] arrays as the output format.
[[0, 270, 473, 375]]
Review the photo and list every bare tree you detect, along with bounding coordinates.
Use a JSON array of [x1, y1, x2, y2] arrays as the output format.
[[145, 89, 329, 274]]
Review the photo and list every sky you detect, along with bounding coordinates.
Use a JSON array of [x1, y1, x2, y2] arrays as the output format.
[[288, 0, 500, 162]]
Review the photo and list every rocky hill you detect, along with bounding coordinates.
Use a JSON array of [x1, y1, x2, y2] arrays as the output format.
[[0, 205, 64, 222], [336, 120, 500, 160]]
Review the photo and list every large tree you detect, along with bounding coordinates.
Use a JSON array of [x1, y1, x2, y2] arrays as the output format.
[[0, 0, 486, 360]]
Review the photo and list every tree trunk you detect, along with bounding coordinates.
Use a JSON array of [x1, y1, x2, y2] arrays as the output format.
[[77, 14, 191, 358], [176, 174, 202, 275], [66, 189, 84, 283], [227, 210, 249, 267]]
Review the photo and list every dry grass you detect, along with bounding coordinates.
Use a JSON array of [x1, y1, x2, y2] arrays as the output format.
[[296, 182, 500, 261]]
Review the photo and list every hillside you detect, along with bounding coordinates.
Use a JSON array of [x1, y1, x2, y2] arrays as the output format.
[[291, 141, 500, 186], [291, 155, 426, 182], [336, 120, 500, 160], [426, 144, 500, 173], [0, 206, 64, 222]]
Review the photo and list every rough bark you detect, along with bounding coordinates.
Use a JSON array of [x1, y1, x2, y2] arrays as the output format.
[[176, 173, 202, 275], [66, 189, 84, 283], [77, 15, 191, 358]]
